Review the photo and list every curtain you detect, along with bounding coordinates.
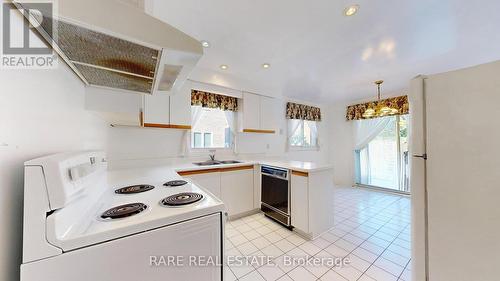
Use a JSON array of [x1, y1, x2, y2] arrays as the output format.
[[308, 121, 320, 150], [353, 116, 393, 150], [224, 111, 237, 153], [180, 106, 204, 156], [346, 95, 409, 121], [286, 102, 321, 121], [286, 119, 302, 152], [191, 90, 238, 111]]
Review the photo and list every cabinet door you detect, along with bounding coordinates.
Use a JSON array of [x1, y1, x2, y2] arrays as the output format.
[[85, 87, 143, 126], [183, 172, 221, 198], [291, 174, 308, 233], [170, 84, 192, 127], [241, 92, 260, 130], [143, 93, 170, 125], [259, 96, 277, 132], [220, 168, 254, 216]]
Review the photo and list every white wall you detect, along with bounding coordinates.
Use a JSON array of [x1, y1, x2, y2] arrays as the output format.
[[327, 103, 355, 186], [0, 18, 108, 281]]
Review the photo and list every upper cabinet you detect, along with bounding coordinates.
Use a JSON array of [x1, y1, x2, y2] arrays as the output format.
[[259, 95, 278, 132], [240, 92, 277, 133], [84, 80, 278, 132], [85, 87, 143, 127], [143, 82, 192, 129], [169, 85, 192, 127], [241, 92, 260, 130], [143, 93, 170, 126]]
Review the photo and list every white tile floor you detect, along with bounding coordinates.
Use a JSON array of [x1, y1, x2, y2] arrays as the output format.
[[224, 187, 411, 281]]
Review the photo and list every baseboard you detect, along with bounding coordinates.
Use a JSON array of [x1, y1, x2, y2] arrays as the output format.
[[228, 209, 260, 221]]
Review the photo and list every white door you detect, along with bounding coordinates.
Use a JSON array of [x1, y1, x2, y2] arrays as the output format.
[[241, 92, 260, 130], [409, 76, 427, 281], [220, 168, 254, 216], [291, 174, 308, 233], [184, 172, 221, 198], [144, 93, 170, 125], [170, 84, 192, 127], [411, 62, 500, 281], [259, 96, 277, 132]]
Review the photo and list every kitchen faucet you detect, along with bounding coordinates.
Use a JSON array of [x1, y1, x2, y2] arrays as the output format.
[[209, 150, 216, 161]]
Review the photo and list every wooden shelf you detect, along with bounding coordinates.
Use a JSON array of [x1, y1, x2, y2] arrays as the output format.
[[242, 129, 275, 134], [143, 123, 191, 130]]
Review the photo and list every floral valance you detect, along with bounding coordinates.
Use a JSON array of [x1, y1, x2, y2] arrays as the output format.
[[286, 102, 322, 121], [191, 90, 238, 111], [346, 95, 409, 121]]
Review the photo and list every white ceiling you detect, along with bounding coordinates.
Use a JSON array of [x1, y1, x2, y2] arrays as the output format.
[[148, 0, 500, 103]]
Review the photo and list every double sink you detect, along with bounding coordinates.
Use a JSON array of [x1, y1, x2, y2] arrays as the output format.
[[193, 160, 242, 166]]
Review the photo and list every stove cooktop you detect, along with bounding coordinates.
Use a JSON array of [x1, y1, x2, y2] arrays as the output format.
[[163, 180, 188, 187], [115, 185, 155, 194], [161, 192, 204, 207], [100, 203, 148, 220]]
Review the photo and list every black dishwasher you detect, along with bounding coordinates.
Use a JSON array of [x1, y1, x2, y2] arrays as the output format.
[[261, 166, 291, 228]]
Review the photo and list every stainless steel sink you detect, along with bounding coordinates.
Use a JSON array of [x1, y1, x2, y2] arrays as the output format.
[[193, 160, 242, 166], [193, 160, 221, 166], [219, 160, 242, 164]]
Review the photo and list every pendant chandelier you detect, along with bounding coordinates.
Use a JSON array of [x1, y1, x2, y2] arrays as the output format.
[[362, 80, 399, 118]]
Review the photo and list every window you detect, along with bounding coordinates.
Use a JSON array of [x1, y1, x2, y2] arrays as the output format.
[[203, 133, 212, 147], [191, 107, 234, 149], [355, 115, 410, 192], [289, 120, 318, 148], [193, 132, 203, 148]]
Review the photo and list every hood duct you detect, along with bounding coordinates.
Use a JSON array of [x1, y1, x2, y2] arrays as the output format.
[[14, 0, 202, 94]]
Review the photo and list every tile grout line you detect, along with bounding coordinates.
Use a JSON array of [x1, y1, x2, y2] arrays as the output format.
[[353, 197, 411, 281]]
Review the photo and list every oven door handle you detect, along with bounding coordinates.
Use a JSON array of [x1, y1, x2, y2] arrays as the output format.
[[261, 173, 288, 181]]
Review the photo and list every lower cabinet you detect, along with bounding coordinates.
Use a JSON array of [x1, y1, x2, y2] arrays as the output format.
[[291, 173, 309, 233], [182, 172, 221, 198], [220, 168, 254, 216], [291, 170, 334, 238], [179, 166, 255, 217]]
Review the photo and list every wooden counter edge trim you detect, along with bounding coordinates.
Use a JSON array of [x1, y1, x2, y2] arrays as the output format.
[[177, 165, 254, 176], [292, 170, 309, 177], [242, 129, 275, 134], [177, 168, 220, 176], [143, 123, 191, 130], [219, 165, 254, 172]]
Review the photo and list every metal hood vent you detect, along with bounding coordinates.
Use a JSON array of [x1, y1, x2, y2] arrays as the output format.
[[15, 0, 203, 94]]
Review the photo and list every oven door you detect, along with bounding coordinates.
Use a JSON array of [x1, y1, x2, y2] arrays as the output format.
[[261, 171, 289, 215]]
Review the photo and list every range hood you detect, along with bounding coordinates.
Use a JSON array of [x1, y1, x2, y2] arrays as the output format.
[[14, 0, 203, 94]]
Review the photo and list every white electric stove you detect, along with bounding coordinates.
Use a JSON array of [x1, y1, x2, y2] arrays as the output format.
[[21, 151, 225, 281]]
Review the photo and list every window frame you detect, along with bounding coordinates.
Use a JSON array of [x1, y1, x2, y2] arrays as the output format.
[[288, 119, 319, 151], [192, 132, 203, 148], [189, 106, 235, 153]]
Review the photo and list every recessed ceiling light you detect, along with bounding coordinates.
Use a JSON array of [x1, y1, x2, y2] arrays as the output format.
[[201, 40, 210, 48], [262, 63, 271, 69], [344, 5, 359, 16], [220, 64, 228, 70]]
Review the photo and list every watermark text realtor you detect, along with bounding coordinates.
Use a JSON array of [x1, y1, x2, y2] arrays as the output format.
[[1, 1, 57, 69]]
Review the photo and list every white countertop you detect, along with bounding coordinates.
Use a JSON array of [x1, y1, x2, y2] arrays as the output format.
[[172, 160, 333, 173], [259, 160, 333, 173]]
